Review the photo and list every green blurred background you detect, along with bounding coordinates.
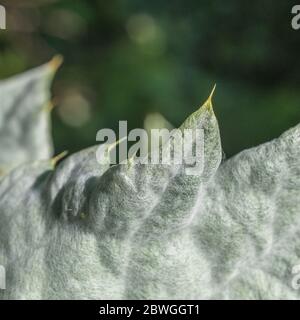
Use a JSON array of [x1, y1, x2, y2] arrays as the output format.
[[0, 0, 299, 157]]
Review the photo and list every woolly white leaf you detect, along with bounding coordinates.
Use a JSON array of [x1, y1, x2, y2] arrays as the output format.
[[0, 63, 299, 300], [197, 123, 300, 299], [0, 57, 62, 174]]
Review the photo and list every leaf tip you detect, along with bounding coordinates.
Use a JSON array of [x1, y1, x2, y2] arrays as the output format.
[[209, 83, 217, 101], [107, 136, 127, 153], [43, 98, 58, 113], [48, 55, 64, 73], [51, 150, 69, 167], [204, 84, 216, 110]]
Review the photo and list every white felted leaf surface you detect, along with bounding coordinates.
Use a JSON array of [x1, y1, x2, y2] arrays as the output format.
[[194, 123, 300, 299], [0, 62, 299, 300], [0, 57, 62, 175]]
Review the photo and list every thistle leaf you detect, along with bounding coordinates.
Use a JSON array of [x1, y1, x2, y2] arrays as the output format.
[[0, 56, 62, 174], [196, 123, 300, 299], [0, 82, 222, 299], [0, 63, 299, 300]]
